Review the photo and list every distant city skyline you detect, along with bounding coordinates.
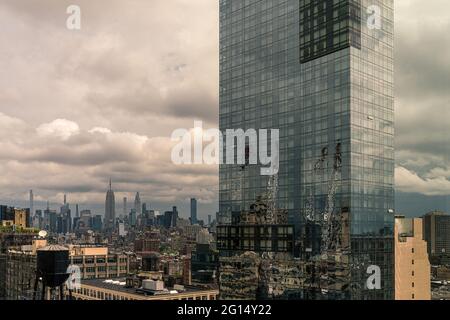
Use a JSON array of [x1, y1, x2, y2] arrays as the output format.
[[0, 190, 217, 223]]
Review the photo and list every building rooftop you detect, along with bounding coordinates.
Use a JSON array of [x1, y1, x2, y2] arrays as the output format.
[[38, 245, 68, 251], [83, 278, 141, 296], [81, 277, 211, 298], [424, 211, 449, 217]]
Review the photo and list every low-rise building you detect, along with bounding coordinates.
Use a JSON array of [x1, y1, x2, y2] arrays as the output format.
[[395, 216, 431, 300], [0, 206, 30, 229], [69, 278, 218, 300]]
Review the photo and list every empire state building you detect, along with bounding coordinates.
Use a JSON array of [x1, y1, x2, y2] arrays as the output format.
[[105, 179, 116, 232]]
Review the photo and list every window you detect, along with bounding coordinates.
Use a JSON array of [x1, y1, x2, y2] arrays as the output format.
[[96, 257, 106, 264], [85, 257, 94, 264], [260, 240, 272, 251], [278, 240, 288, 251], [243, 227, 254, 236]]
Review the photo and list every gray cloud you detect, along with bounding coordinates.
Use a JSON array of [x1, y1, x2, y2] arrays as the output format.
[[394, 0, 450, 199], [0, 0, 219, 217]]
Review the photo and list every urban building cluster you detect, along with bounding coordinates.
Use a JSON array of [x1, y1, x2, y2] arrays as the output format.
[[0, 186, 219, 300], [0, 182, 449, 300]]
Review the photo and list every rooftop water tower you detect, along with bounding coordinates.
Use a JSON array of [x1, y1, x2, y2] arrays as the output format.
[[33, 243, 70, 300]]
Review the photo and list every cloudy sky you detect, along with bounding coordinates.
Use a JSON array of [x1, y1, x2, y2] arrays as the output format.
[[0, 0, 449, 219]]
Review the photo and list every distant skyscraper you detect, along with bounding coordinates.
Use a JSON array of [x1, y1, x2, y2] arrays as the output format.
[[142, 203, 147, 215], [105, 179, 116, 232], [75, 204, 79, 218], [423, 211, 450, 265], [44, 203, 57, 233], [29, 190, 34, 216], [172, 206, 178, 227], [190, 198, 197, 225], [118, 222, 126, 237], [34, 209, 43, 229], [123, 197, 127, 218], [80, 210, 92, 229], [134, 192, 142, 217], [92, 215, 103, 232], [129, 209, 137, 227], [60, 199, 71, 233]]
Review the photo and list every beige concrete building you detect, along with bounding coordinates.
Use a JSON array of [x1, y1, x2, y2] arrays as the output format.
[[1, 221, 13, 227], [14, 209, 28, 228], [395, 216, 431, 300], [69, 246, 108, 256], [68, 246, 130, 279], [69, 279, 218, 300]]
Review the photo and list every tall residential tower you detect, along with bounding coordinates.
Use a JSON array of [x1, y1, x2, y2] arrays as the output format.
[[134, 192, 142, 217], [29, 190, 33, 217], [219, 0, 394, 299], [123, 197, 127, 219], [105, 179, 116, 232]]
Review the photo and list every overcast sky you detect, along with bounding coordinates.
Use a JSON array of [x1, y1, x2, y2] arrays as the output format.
[[0, 0, 449, 219]]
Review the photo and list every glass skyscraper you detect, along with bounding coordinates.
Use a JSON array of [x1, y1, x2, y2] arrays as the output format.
[[219, 0, 394, 299]]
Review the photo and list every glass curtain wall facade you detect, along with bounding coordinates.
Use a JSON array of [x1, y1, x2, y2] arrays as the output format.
[[219, 0, 394, 300]]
